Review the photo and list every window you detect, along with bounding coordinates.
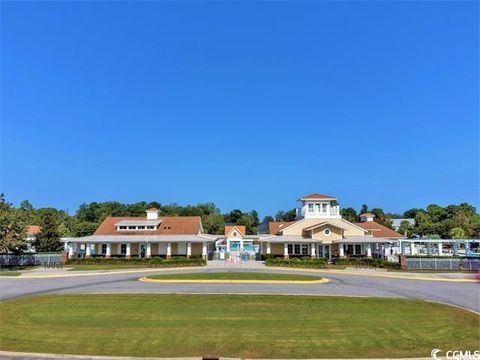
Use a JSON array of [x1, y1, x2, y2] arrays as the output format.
[[233, 232, 237, 236], [315, 203, 321, 212], [347, 244, 354, 255], [138, 226, 145, 230], [101, 244, 107, 254], [147, 226, 155, 229], [287, 244, 293, 254], [308, 204, 314, 213], [128, 226, 136, 230], [121, 244, 127, 255], [301, 244, 309, 255], [294, 244, 300, 254], [322, 204, 327, 213], [119, 226, 127, 230], [355, 244, 362, 255], [324, 228, 331, 236]]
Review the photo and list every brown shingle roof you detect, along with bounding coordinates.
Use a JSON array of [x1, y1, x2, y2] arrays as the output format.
[[298, 193, 336, 200], [268, 221, 297, 235], [26, 225, 41, 235], [224, 225, 246, 236], [94, 216, 202, 236], [353, 221, 403, 238]]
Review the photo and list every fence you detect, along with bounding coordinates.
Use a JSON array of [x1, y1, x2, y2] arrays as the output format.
[[0, 253, 65, 268], [405, 257, 480, 271]]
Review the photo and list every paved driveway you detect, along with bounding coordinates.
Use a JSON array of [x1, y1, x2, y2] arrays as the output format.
[[1, 268, 478, 312]]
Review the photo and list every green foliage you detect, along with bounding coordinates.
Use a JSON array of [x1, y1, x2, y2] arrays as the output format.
[[265, 257, 328, 268], [0, 194, 27, 254], [66, 256, 206, 267], [398, 220, 415, 238], [449, 227, 466, 239], [33, 212, 63, 252], [275, 208, 297, 221], [333, 257, 401, 270], [340, 207, 358, 222]]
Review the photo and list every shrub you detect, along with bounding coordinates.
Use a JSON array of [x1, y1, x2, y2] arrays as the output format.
[[66, 256, 206, 267], [265, 257, 328, 269], [332, 257, 400, 270]]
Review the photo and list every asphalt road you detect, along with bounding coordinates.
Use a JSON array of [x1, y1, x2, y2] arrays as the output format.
[[1, 268, 479, 312]]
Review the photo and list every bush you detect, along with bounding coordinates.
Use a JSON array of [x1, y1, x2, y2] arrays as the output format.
[[265, 257, 328, 269], [332, 257, 400, 270], [66, 256, 206, 267]]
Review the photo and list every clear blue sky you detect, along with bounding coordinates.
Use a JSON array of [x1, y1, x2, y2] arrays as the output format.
[[1, 1, 478, 218]]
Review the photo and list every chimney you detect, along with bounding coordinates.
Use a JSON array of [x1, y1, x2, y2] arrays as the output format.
[[146, 208, 159, 220]]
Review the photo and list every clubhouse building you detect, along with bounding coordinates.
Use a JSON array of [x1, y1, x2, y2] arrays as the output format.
[[62, 193, 408, 260]]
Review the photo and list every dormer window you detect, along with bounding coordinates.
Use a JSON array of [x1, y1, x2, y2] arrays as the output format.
[[233, 231, 237, 236], [115, 220, 161, 231], [308, 204, 314, 213]]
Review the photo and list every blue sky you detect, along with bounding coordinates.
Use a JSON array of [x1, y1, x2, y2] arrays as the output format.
[[1, 1, 478, 218]]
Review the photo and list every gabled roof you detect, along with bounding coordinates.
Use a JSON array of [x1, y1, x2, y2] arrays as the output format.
[[26, 225, 41, 236], [303, 221, 349, 232], [360, 213, 375, 217], [224, 225, 246, 236], [268, 221, 297, 235], [94, 216, 202, 235], [353, 221, 404, 238], [298, 193, 336, 201]]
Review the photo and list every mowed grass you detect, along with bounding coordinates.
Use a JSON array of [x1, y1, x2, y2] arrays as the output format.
[[0, 294, 478, 358], [146, 272, 322, 281], [0, 271, 21, 276], [67, 265, 156, 271]]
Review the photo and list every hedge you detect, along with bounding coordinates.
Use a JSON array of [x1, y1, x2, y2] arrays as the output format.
[[66, 256, 206, 267], [265, 257, 328, 269], [333, 257, 400, 270]]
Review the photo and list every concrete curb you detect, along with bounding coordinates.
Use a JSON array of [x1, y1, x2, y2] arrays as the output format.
[[139, 276, 329, 285]]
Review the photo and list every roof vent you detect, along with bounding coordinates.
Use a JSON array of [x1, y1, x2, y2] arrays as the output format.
[[146, 207, 159, 220]]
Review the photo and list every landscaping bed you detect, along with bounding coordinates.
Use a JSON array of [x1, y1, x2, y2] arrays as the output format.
[[66, 256, 206, 269], [145, 272, 322, 281], [333, 257, 401, 270], [0, 294, 478, 358], [265, 257, 329, 268]]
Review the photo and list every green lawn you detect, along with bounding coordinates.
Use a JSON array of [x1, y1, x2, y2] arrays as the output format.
[[0, 271, 21, 276], [0, 294, 478, 358], [146, 272, 322, 281]]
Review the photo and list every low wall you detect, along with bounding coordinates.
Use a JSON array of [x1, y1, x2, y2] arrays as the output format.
[[0, 253, 65, 267]]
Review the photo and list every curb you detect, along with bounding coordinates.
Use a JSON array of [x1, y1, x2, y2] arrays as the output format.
[[139, 276, 329, 285]]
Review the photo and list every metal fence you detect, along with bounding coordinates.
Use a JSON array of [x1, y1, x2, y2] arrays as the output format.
[[406, 257, 480, 271], [0, 253, 64, 267]]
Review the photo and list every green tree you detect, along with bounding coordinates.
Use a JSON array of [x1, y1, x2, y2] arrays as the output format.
[[275, 209, 296, 222], [0, 194, 27, 254], [359, 204, 369, 214], [201, 213, 225, 235], [262, 215, 274, 224], [449, 227, 466, 239], [398, 220, 415, 238], [33, 212, 63, 252], [340, 207, 358, 222]]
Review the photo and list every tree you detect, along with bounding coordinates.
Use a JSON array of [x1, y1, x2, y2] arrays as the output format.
[[224, 209, 243, 224], [370, 208, 393, 228], [33, 212, 63, 252], [398, 220, 415, 238], [202, 213, 225, 235], [359, 204, 369, 214], [449, 227, 466, 239], [0, 194, 27, 254], [262, 215, 274, 224], [275, 209, 296, 222], [340, 207, 358, 222]]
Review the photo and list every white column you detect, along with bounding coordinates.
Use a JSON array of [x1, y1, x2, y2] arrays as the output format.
[[266, 243, 271, 254], [283, 243, 289, 258], [126, 243, 131, 258], [339, 244, 345, 257], [68, 243, 74, 257], [328, 245, 332, 261], [166, 242, 172, 259], [311, 243, 316, 258], [202, 242, 207, 259], [187, 242, 192, 257], [410, 242, 416, 256], [106, 243, 111, 257], [366, 243, 372, 258], [437, 242, 443, 256], [146, 242, 151, 258], [85, 243, 91, 257]]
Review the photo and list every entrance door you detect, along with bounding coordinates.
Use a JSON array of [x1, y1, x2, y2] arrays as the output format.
[[140, 244, 146, 258]]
